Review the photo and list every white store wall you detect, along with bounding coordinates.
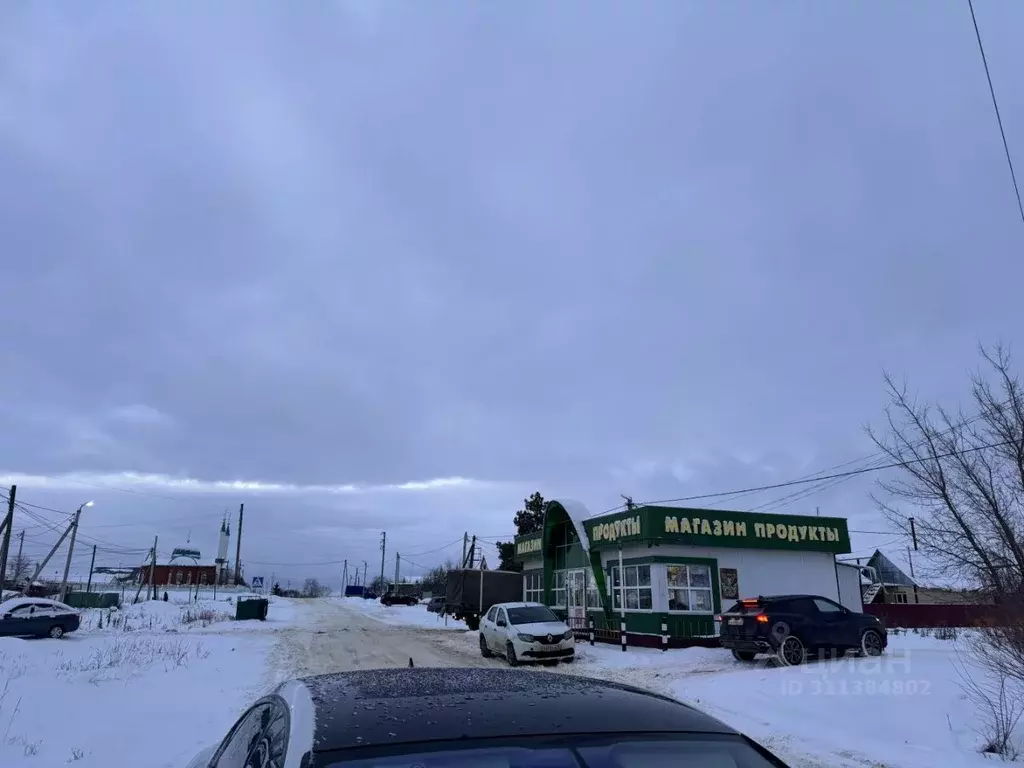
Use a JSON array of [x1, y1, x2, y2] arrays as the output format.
[[598, 545, 858, 612], [517, 545, 862, 613]]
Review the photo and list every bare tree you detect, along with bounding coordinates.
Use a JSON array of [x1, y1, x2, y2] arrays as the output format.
[[866, 344, 1024, 599], [302, 578, 330, 598], [868, 344, 1024, 758], [5, 553, 32, 585]]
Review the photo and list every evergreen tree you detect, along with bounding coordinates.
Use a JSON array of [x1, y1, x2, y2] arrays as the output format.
[[513, 492, 546, 535]]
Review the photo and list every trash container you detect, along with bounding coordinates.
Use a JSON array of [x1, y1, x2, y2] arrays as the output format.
[[235, 596, 269, 621]]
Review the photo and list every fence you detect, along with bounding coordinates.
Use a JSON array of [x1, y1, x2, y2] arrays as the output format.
[[564, 614, 721, 650], [865, 603, 1011, 629]]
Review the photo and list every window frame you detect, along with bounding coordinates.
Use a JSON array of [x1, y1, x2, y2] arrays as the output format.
[[608, 564, 654, 612], [523, 572, 543, 604], [666, 563, 715, 615]]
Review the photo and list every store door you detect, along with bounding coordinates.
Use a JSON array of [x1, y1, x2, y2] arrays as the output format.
[[567, 569, 586, 627]]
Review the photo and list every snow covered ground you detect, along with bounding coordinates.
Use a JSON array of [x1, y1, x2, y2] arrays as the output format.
[[2, 593, 1017, 768], [422, 617, 1016, 768], [0, 595, 299, 767], [328, 594, 470, 630]]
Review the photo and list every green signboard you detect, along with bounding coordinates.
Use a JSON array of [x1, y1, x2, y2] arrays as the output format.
[[514, 531, 542, 557], [512, 504, 851, 557], [581, 506, 850, 554]]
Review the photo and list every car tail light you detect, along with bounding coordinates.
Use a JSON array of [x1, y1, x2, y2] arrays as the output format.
[[755, 613, 769, 623]]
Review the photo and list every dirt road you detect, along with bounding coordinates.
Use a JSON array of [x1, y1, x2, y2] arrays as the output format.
[[268, 599, 490, 681]]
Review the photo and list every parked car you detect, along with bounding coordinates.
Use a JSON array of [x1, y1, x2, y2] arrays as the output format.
[[186, 667, 790, 767], [426, 596, 445, 613], [718, 594, 887, 665], [0, 597, 82, 639], [380, 592, 418, 607], [479, 601, 575, 666]]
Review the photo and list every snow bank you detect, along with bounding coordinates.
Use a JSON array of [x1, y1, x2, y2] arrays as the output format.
[[330, 596, 469, 630]]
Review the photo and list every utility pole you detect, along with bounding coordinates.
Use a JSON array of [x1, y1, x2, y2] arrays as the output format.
[[29, 519, 76, 584], [908, 517, 918, 550], [395, 551, 400, 588], [149, 535, 159, 600], [379, 532, 387, 591], [907, 545, 920, 604], [342, 560, 348, 591], [362, 561, 368, 588], [468, 535, 477, 569], [59, 502, 87, 601], [0, 484, 16, 593], [14, 529, 24, 585], [233, 503, 244, 585], [461, 532, 468, 567], [86, 544, 97, 593]]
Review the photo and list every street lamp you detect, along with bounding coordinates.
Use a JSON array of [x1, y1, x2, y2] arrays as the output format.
[[59, 501, 95, 601]]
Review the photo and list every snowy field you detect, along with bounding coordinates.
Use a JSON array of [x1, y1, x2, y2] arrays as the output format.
[[0, 595, 295, 767]]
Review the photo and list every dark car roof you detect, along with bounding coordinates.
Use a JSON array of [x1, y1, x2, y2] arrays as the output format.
[[302, 667, 736, 752]]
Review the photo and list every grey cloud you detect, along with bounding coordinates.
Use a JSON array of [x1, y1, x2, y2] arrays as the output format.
[[2, 1, 1023, 582]]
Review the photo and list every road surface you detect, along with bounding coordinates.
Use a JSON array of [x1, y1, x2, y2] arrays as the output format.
[[269, 599, 490, 680]]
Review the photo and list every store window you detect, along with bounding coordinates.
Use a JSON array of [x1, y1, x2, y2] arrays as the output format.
[[667, 564, 714, 612], [586, 573, 601, 609], [552, 570, 566, 607], [610, 565, 653, 610], [524, 572, 543, 603]]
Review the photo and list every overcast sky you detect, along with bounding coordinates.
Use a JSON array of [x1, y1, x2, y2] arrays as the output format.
[[1, 2, 1022, 587]]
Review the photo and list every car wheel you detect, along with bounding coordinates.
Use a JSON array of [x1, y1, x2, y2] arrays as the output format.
[[506, 641, 520, 667], [48, 625, 64, 640], [731, 649, 757, 662], [860, 629, 884, 657], [777, 635, 806, 666], [479, 633, 493, 658]]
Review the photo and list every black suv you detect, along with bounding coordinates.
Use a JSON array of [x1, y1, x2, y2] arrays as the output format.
[[718, 594, 887, 666], [380, 592, 419, 607]]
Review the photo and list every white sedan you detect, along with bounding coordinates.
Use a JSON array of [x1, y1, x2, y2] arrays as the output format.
[[479, 602, 575, 666]]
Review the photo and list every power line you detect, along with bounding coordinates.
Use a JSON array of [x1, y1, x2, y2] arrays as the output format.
[[968, 0, 1024, 227], [636, 437, 1016, 508]]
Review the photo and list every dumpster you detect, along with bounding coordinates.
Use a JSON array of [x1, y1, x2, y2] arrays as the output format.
[[235, 595, 269, 621]]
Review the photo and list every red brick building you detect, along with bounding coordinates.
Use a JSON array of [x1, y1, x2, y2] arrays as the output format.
[[135, 564, 218, 587]]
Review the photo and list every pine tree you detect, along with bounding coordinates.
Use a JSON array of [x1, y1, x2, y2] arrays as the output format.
[[513, 492, 546, 535]]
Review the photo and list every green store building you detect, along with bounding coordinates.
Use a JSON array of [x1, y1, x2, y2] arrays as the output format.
[[512, 499, 859, 647]]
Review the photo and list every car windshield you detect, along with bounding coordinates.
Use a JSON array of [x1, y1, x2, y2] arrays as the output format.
[[506, 606, 558, 625], [324, 737, 781, 767]]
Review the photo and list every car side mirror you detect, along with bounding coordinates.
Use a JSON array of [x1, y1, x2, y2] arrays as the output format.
[[497, 619, 506, 627], [2, 613, 10, 620]]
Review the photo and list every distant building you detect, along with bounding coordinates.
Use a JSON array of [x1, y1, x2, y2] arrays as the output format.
[[135, 563, 218, 587], [859, 550, 993, 605], [132, 517, 238, 587]]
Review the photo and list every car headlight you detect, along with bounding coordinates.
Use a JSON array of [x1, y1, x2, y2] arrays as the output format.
[[517, 633, 535, 642], [563, 630, 573, 640]]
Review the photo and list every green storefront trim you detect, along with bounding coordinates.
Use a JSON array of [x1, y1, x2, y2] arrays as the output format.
[[549, 608, 718, 639], [510, 500, 849, 629]]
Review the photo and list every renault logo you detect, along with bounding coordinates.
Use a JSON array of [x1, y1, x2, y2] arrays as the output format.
[[547, 634, 553, 642]]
